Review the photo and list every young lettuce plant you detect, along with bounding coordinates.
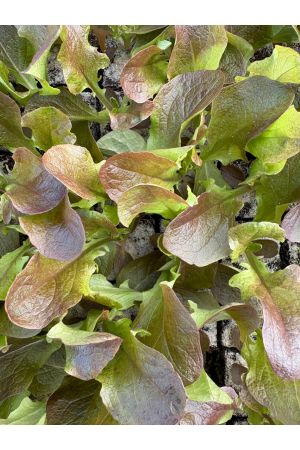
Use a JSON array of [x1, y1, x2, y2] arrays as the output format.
[[0, 24, 300, 425]]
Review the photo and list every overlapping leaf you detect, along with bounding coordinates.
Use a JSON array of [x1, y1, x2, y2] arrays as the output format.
[[203, 76, 294, 164], [148, 69, 224, 149], [163, 185, 244, 266], [168, 26, 227, 79], [47, 321, 122, 380], [5, 240, 108, 329], [19, 196, 85, 261], [5, 148, 67, 214], [98, 319, 186, 425], [230, 255, 300, 379], [99, 152, 179, 202]]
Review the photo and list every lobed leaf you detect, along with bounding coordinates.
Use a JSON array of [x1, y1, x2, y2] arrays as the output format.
[[58, 25, 109, 96], [281, 203, 300, 243], [22, 107, 76, 151]]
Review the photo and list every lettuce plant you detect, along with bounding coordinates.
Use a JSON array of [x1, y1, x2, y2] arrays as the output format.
[[0, 24, 300, 425]]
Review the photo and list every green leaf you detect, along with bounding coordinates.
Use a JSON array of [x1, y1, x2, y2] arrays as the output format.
[[47, 321, 122, 380], [134, 282, 203, 385], [175, 262, 217, 290], [88, 274, 144, 310], [0, 306, 40, 338], [18, 25, 60, 94], [22, 107, 76, 151], [5, 147, 66, 215], [72, 121, 104, 162], [42, 144, 105, 200], [29, 348, 66, 398], [116, 250, 166, 291], [0, 92, 35, 150], [219, 31, 254, 83], [148, 69, 224, 149], [247, 106, 300, 179], [228, 221, 285, 262], [0, 25, 37, 94], [109, 100, 154, 130], [99, 151, 179, 202], [163, 185, 244, 267], [121, 45, 167, 103], [226, 25, 299, 50], [188, 296, 259, 342], [247, 45, 300, 83], [26, 87, 108, 123], [117, 184, 188, 227], [19, 196, 85, 261], [203, 76, 294, 164], [181, 370, 237, 425], [0, 241, 30, 300], [5, 239, 108, 329], [242, 331, 300, 424], [0, 338, 59, 401], [255, 152, 300, 222], [78, 209, 118, 241], [98, 319, 186, 425], [167, 26, 227, 79], [46, 377, 117, 424], [0, 397, 45, 424], [230, 254, 300, 379], [97, 130, 146, 156], [58, 26, 110, 99]]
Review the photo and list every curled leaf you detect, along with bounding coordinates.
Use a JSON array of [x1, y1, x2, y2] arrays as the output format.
[[47, 321, 122, 380], [43, 144, 104, 200], [22, 107, 76, 151], [5, 148, 66, 215], [242, 331, 300, 424], [168, 26, 227, 79], [5, 240, 105, 329], [204, 76, 294, 164], [134, 282, 203, 385], [228, 221, 285, 262], [98, 319, 186, 425], [117, 184, 188, 227], [148, 69, 225, 149], [282, 203, 300, 242], [230, 255, 300, 379], [163, 186, 244, 267], [19, 196, 85, 261], [121, 45, 167, 103]]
